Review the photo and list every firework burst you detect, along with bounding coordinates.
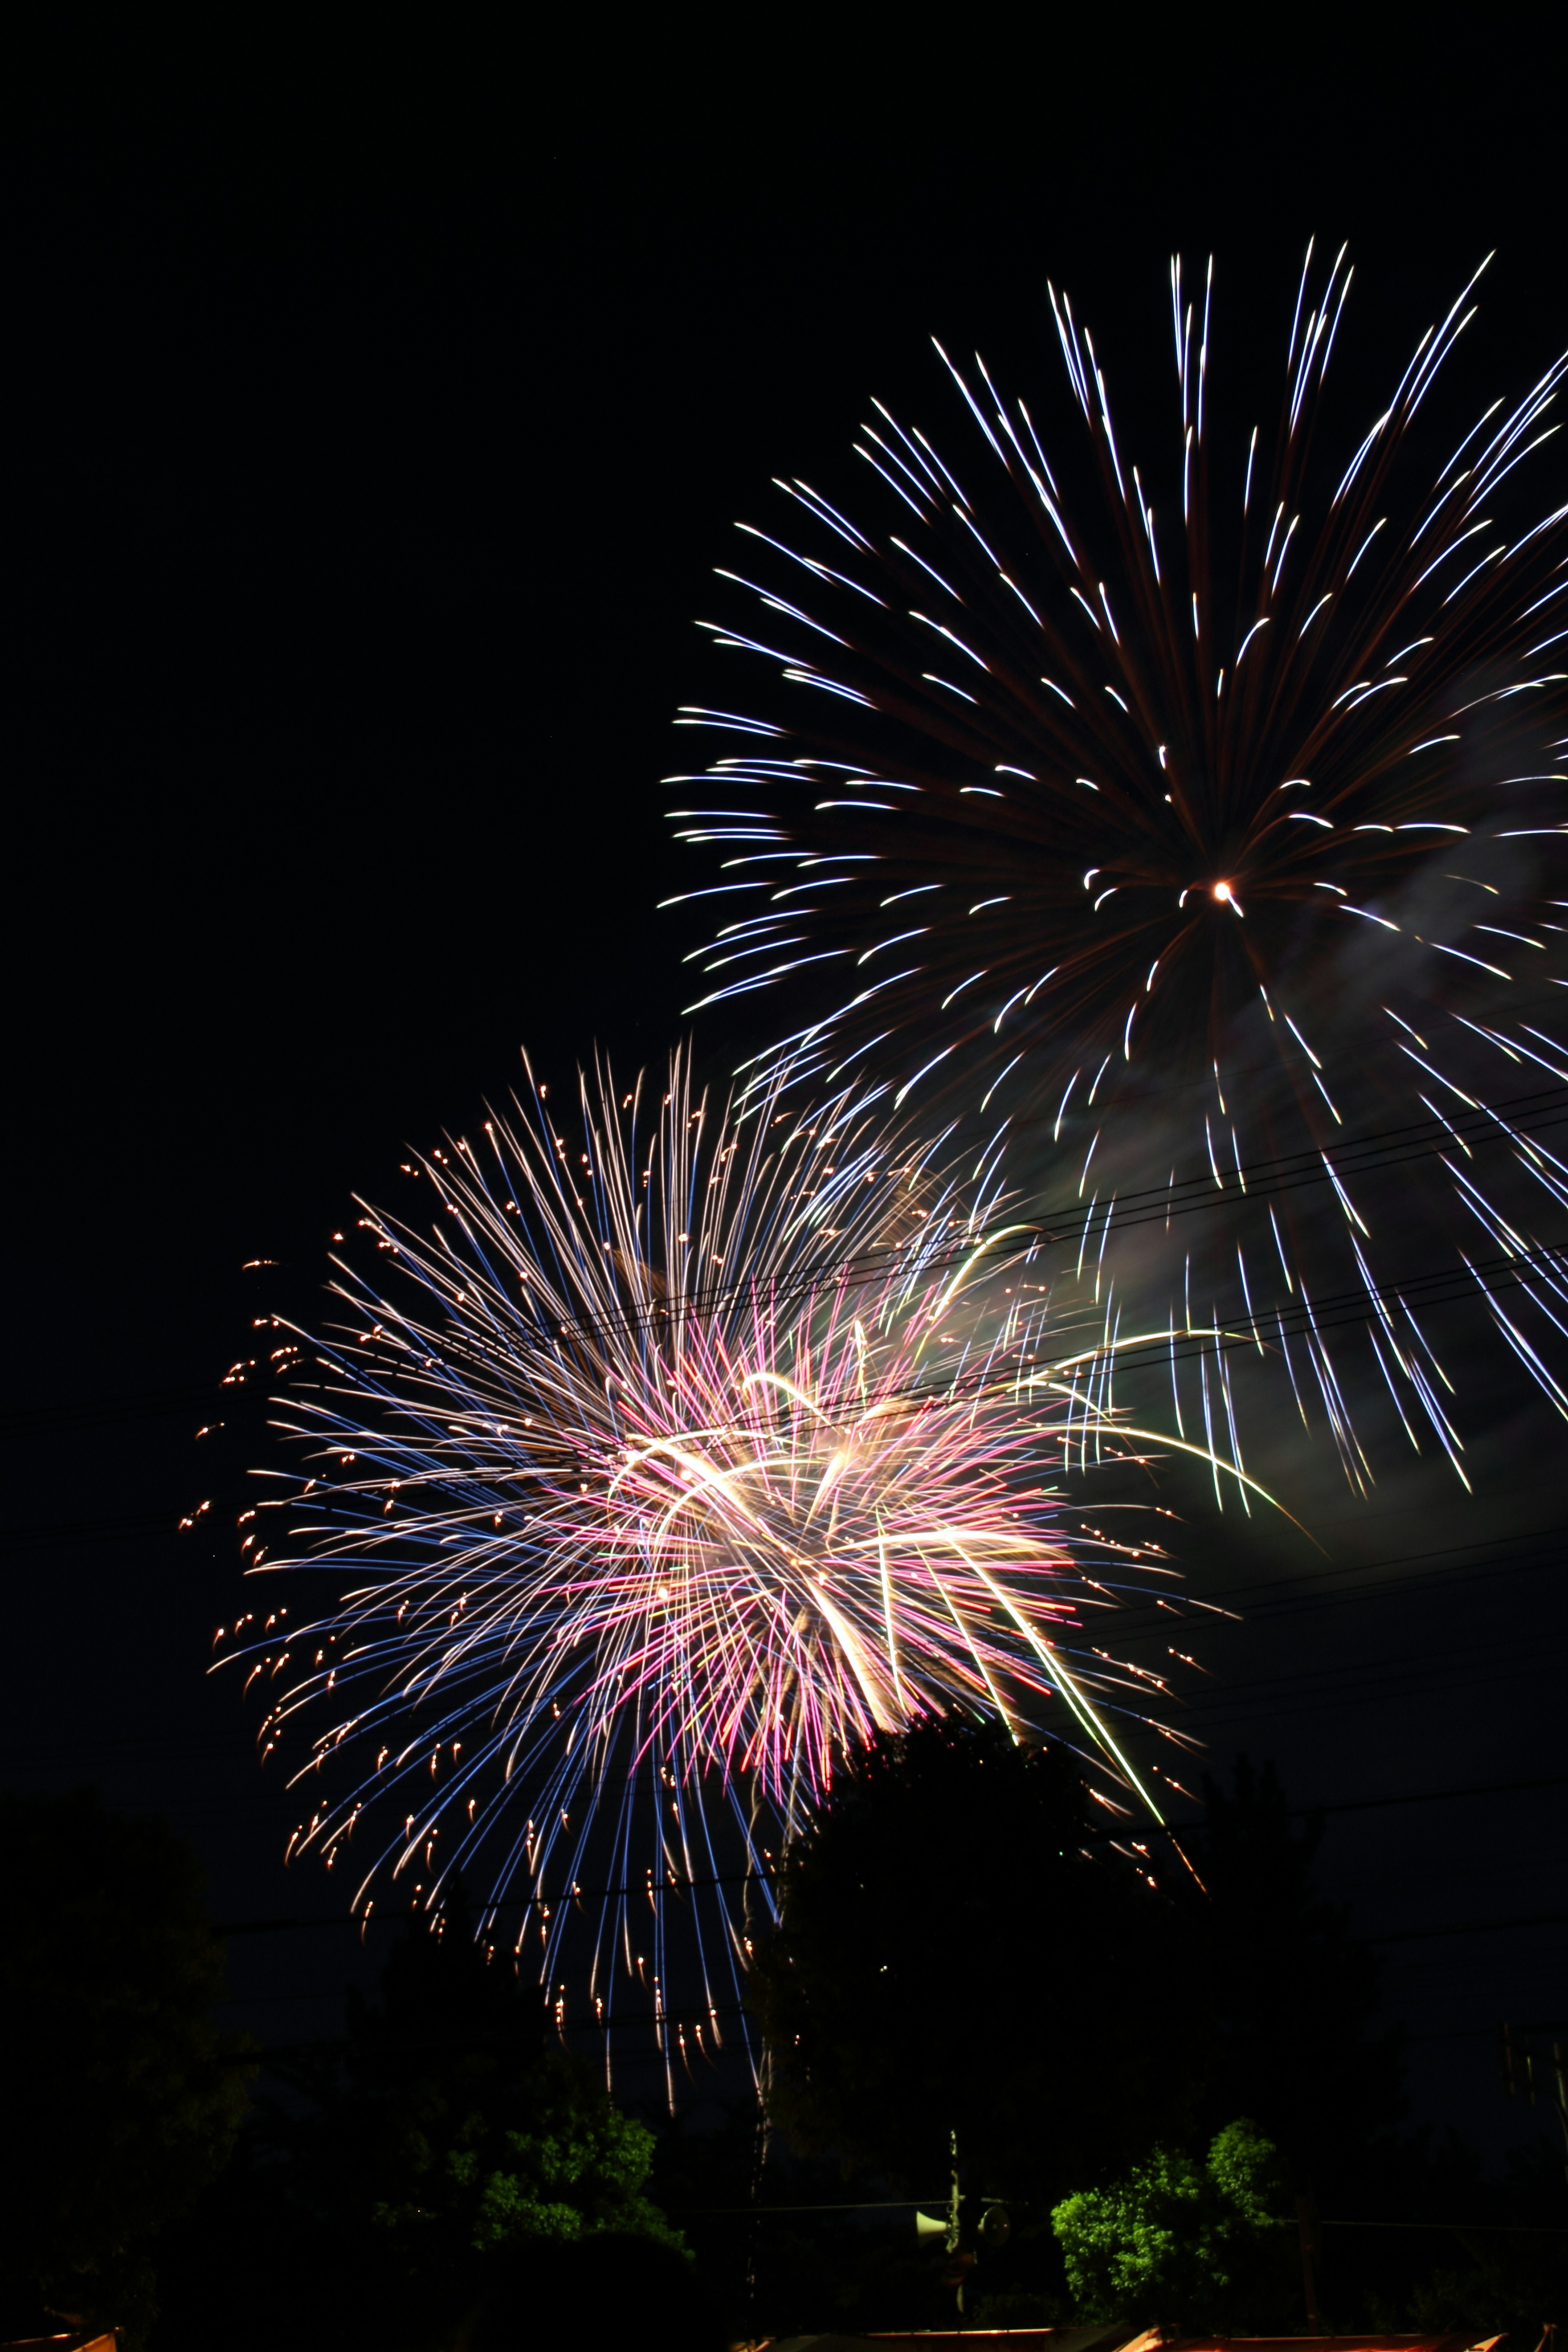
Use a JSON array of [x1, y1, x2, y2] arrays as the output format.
[[221, 1052, 1241, 2090], [668, 245, 1568, 1485]]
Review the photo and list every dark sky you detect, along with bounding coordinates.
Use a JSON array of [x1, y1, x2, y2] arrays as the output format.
[[4, 18, 1564, 2147]]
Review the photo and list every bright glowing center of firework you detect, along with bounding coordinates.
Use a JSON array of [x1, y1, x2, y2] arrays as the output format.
[[1212, 880, 1234, 902]]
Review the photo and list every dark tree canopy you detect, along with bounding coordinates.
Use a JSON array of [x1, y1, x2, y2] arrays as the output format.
[[0, 1786, 248, 2341], [466, 2232, 727, 2352], [335, 1901, 683, 2269], [154, 1894, 685, 2350], [1193, 1757, 1404, 2190], [746, 1737, 1526, 2336], [747, 1716, 1205, 2202]]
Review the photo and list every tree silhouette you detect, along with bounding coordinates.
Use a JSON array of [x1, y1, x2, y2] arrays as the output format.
[[1194, 1758, 1403, 2190], [747, 1716, 1204, 2204], [0, 1786, 249, 2345], [154, 1891, 684, 2349]]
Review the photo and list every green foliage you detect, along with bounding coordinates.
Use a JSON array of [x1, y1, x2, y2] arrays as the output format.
[[1203, 2117, 1282, 2223], [0, 1786, 249, 2345], [370, 2051, 685, 2256], [339, 1900, 684, 2281], [743, 1734, 1476, 2334], [1052, 2119, 1295, 2328], [747, 1716, 1204, 2204], [151, 1896, 682, 2349]]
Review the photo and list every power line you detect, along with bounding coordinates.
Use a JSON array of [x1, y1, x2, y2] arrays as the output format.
[[517, 1082, 1568, 1343], [0, 1380, 226, 1443], [23, 1241, 1559, 1555], [339, 1190, 1568, 1374], [227, 1954, 1568, 2060], [209, 1768, 1568, 1940], [684, 2205, 1568, 2232], [1166, 1526, 1568, 1621], [11, 1229, 1568, 1557], [6, 1508, 1546, 1739], [1174, 1645, 1568, 1733], [214, 1866, 777, 1937], [1370, 1909, 1568, 1946], [205, 2007, 661, 2062], [5, 1090, 1568, 1570], [6, 1088, 1567, 1421], [258, 1235, 1568, 1552], [1406, 2020, 1568, 2044], [1086, 1524, 1568, 1657], [1293, 1768, 1568, 1822], [692, 2199, 946, 2216], [1312, 2217, 1568, 2236], [1175, 1625, 1568, 1708]]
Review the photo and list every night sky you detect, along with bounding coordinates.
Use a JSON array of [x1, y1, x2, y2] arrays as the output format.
[[4, 20, 1565, 2145]]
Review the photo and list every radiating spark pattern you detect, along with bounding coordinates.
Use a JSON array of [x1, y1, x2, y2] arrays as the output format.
[[220, 1053, 1218, 2092], [667, 247, 1568, 1480]]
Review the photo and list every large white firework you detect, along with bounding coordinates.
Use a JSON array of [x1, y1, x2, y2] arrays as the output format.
[[666, 245, 1568, 1488]]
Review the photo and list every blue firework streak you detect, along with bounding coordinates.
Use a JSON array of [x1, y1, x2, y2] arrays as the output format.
[[666, 245, 1568, 1485], [219, 1051, 1252, 2094]]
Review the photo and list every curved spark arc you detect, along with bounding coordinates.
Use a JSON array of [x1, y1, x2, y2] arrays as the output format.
[[669, 247, 1568, 1478], [219, 1052, 1247, 2094]]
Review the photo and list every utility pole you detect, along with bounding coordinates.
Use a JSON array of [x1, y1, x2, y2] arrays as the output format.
[[944, 2127, 979, 2314], [915, 2130, 1012, 2316], [915, 2129, 976, 2314], [1501, 2022, 1568, 2199], [1295, 2188, 1323, 2330]]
